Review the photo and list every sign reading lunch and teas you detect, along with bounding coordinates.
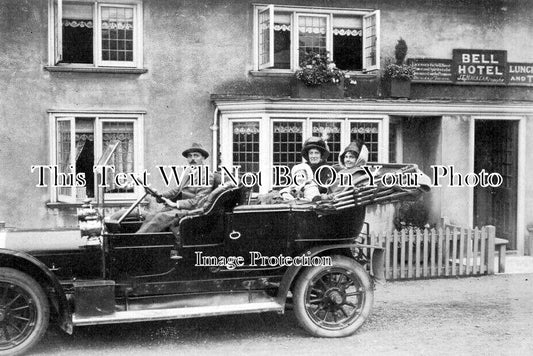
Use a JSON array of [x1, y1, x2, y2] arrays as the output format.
[[452, 49, 507, 84], [508, 63, 533, 86]]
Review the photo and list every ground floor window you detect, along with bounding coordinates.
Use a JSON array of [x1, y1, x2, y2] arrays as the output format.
[[221, 115, 390, 193], [50, 112, 143, 203]]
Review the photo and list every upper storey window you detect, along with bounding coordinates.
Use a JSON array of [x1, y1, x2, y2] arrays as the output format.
[[254, 5, 380, 72], [49, 0, 143, 68]]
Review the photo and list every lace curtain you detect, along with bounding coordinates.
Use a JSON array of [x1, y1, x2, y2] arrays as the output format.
[[63, 20, 133, 30], [103, 133, 134, 173], [103, 123, 134, 192]]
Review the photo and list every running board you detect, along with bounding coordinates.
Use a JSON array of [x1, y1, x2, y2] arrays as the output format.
[[73, 301, 284, 326]]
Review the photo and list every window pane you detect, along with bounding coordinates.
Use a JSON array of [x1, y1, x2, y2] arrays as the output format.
[[333, 16, 362, 70], [273, 12, 291, 69], [258, 7, 272, 67], [333, 33, 362, 71], [57, 120, 73, 197], [364, 14, 377, 68], [103, 121, 134, 193], [232, 122, 260, 191], [101, 6, 134, 63], [312, 122, 341, 165], [273, 23, 291, 69], [75, 118, 95, 199], [272, 122, 303, 184], [350, 122, 379, 162], [298, 15, 327, 61], [62, 3, 93, 64]]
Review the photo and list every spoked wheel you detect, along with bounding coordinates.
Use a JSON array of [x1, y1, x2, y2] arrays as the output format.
[[0, 268, 49, 356], [293, 255, 373, 337]]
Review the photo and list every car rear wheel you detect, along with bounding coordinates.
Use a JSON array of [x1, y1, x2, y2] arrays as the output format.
[[0, 268, 49, 356], [293, 255, 373, 337]]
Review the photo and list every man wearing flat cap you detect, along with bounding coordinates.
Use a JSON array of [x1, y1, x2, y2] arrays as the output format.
[[137, 143, 219, 233]]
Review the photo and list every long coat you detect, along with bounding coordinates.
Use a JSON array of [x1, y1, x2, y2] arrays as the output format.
[[136, 171, 220, 233]]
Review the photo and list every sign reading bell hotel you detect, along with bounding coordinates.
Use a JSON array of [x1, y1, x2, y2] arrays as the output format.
[[451, 49, 507, 84]]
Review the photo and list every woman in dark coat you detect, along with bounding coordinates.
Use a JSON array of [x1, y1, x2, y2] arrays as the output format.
[[300, 137, 333, 194]]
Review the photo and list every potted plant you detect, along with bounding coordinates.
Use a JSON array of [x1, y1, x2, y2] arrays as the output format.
[[292, 51, 346, 99], [384, 39, 414, 98]]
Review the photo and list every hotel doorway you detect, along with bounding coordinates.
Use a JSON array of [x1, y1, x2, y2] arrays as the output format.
[[474, 120, 518, 249]]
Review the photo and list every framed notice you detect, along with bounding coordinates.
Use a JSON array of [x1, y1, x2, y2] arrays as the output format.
[[409, 58, 452, 83], [452, 49, 507, 85]]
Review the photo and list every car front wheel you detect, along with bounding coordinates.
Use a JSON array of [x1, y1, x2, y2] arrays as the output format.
[[0, 268, 50, 356], [293, 255, 373, 337]]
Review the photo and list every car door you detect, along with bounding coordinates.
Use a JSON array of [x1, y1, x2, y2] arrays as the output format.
[[105, 232, 178, 280], [222, 205, 292, 271]]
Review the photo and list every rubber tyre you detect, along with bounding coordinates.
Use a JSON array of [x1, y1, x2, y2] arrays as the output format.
[[293, 255, 373, 337], [0, 268, 50, 356]]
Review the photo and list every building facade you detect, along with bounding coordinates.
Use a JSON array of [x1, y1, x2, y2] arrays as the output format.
[[1, 0, 532, 253]]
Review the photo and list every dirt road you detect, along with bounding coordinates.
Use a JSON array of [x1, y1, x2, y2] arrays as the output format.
[[32, 273, 533, 355]]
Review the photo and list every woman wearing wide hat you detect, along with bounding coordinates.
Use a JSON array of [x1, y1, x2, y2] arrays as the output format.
[[325, 139, 369, 196], [300, 136, 332, 194]]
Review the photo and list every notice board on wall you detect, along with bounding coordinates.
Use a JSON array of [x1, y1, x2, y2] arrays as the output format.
[[409, 58, 452, 83]]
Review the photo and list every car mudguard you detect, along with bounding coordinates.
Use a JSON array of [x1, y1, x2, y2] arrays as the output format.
[[276, 243, 384, 303], [0, 248, 72, 334]]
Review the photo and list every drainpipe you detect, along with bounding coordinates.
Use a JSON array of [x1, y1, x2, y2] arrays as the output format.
[[211, 107, 220, 170]]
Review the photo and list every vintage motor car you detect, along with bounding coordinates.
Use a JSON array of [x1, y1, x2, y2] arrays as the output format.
[[0, 162, 428, 355]]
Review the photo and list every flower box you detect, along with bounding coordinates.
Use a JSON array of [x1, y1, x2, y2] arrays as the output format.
[[390, 78, 411, 98], [291, 77, 345, 99]]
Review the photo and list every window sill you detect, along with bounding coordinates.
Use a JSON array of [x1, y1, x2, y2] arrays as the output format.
[[44, 66, 148, 74], [250, 70, 378, 79], [46, 200, 148, 210], [250, 70, 293, 77]]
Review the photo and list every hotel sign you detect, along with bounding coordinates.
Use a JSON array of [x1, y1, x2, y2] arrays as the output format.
[[411, 50, 532, 86], [451, 49, 507, 84]]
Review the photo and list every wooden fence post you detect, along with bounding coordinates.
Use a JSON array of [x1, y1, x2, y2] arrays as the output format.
[[415, 229, 421, 278], [466, 229, 472, 275], [385, 231, 391, 280], [393, 230, 399, 280], [423, 229, 429, 278], [400, 230, 406, 279], [480, 227, 486, 274], [486, 225, 495, 275], [408, 229, 414, 278], [473, 228, 480, 275], [451, 228, 457, 276], [430, 229, 437, 277], [444, 227, 450, 276], [459, 228, 465, 276], [437, 228, 443, 276]]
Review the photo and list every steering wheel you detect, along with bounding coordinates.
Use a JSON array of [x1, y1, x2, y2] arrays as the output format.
[[144, 186, 161, 199], [117, 186, 161, 224]]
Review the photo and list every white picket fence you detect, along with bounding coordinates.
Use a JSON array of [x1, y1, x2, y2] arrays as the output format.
[[367, 224, 498, 280]]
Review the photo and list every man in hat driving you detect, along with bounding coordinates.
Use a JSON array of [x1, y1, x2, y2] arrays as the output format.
[[136, 143, 219, 233]]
